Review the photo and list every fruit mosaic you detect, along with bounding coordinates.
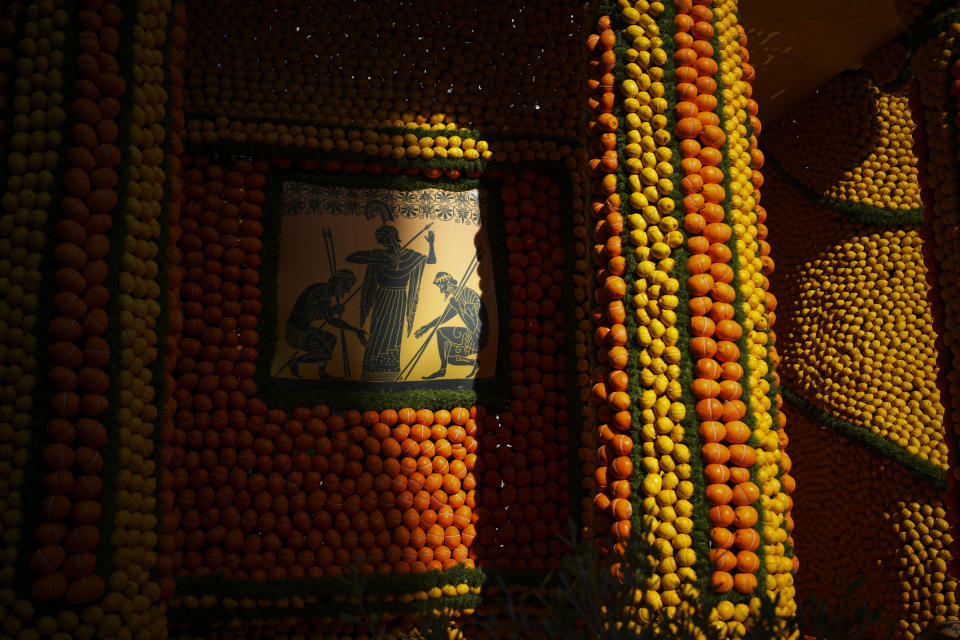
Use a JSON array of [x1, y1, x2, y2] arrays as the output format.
[[1, 0, 959, 638]]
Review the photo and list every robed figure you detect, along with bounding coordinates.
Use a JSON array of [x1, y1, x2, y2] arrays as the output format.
[[347, 224, 436, 381]]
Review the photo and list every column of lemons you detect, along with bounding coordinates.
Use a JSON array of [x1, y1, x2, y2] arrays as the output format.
[[710, 0, 796, 619], [0, 0, 68, 636], [183, 119, 495, 165], [619, 0, 697, 622], [86, 2, 176, 639]]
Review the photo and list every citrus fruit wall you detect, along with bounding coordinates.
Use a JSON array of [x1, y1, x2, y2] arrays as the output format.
[[0, 0, 957, 639]]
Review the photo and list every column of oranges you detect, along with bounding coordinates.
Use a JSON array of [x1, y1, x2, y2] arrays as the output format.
[[710, 1, 797, 618], [673, 0, 764, 605], [157, 0, 188, 606], [84, 3, 181, 640], [32, 0, 122, 612], [0, 0, 69, 636], [484, 171, 572, 572], [620, 0, 700, 620], [584, 13, 633, 559]]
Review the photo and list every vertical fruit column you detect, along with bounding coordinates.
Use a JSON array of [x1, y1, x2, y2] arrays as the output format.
[[592, 0, 797, 634], [1, 0, 71, 635], [619, 1, 699, 622], [585, 12, 634, 561]]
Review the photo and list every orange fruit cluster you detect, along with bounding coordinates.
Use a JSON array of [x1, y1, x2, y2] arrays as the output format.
[[163, 157, 573, 617], [675, 0, 762, 600], [181, 0, 586, 138], [584, 12, 635, 563], [33, 0, 129, 607]]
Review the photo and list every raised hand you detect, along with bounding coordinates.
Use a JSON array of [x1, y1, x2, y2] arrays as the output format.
[[426, 229, 435, 244]]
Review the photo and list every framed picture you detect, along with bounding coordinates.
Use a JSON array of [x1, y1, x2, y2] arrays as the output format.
[[257, 170, 509, 410]]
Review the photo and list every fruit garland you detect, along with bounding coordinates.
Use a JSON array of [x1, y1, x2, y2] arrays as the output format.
[[672, 0, 771, 617], [89, 2, 179, 638], [583, 6, 633, 572], [0, 0, 71, 634]]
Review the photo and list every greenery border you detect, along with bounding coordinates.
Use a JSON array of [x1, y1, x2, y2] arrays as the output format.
[[251, 168, 512, 413], [657, 0, 716, 606], [707, 8, 771, 605], [184, 111, 586, 147], [762, 153, 925, 227], [780, 387, 947, 488]]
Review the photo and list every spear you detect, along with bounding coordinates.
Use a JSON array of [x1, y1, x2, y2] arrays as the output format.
[[324, 227, 351, 378]]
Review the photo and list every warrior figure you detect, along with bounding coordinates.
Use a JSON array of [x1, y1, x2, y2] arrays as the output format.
[[414, 272, 489, 379], [284, 269, 367, 378]]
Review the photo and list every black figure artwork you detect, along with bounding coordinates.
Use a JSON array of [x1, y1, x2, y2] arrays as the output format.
[[281, 269, 368, 378], [347, 201, 437, 382], [409, 269, 489, 380]]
